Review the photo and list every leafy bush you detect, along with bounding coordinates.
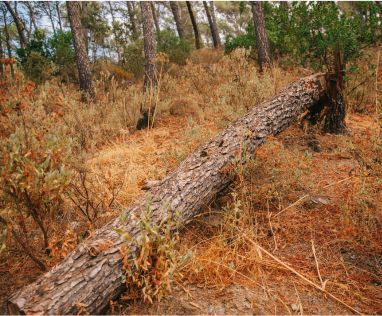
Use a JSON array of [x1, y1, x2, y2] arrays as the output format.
[[121, 40, 145, 79], [17, 30, 53, 83], [119, 209, 181, 303], [224, 23, 256, 58], [48, 31, 76, 82], [0, 81, 73, 269], [157, 29, 191, 65]]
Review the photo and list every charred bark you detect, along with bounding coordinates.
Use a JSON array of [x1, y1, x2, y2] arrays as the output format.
[[67, 1, 95, 102], [251, 1, 272, 71], [186, 1, 202, 49], [7, 74, 327, 315]]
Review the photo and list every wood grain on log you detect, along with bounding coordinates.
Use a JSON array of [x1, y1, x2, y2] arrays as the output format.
[[7, 74, 327, 315]]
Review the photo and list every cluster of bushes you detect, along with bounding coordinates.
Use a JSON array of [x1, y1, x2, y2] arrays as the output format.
[[225, 2, 382, 70], [17, 30, 76, 83]]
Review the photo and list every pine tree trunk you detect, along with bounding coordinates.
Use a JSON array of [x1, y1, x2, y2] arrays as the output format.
[[140, 1, 157, 91], [251, 2, 272, 71], [203, 1, 221, 48], [26, 2, 38, 33], [126, 1, 138, 40], [66, 1, 95, 102], [0, 32, 4, 78], [136, 1, 158, 130], [170, 1, 184, 40], [1, 6, 14, 78], [3, 1, 27, 48], [186, 1, 202, 49], [56, 2, 63, 32], [7, 74, 328, 315], [150, 2, 160, 38]]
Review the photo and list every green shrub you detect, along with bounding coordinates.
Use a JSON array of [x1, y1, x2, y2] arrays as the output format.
[[121, 40, 145, 79], [157, 29, 191, 65]]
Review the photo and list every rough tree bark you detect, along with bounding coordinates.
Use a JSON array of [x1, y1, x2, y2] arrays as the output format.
[[203, 1, 221, 48], [186, 1, 202, 49], [251, 1, 272, 71], [7, 74, 327, 315], [136, 1, 157, 130], [170, 1, 184, 40], [66, 1, 95, 102], [3, 1, 27, 48], [324, 43, 347, 134]]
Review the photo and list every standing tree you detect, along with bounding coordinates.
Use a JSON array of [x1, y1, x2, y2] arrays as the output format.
[[203, 1, 221, 48], [66, 1, 95, 101], [170, 1, 184, 40], [3, 1, 27, 48], [1, 3, 14, 78], [251, 2, 272, 70], [150, 2, 160, 37], [186, 1, 202, 49], [126, 1, 138, 40], [136, 1, 157, 130]]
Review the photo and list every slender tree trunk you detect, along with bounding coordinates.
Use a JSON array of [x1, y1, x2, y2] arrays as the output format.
[[203, 1, 220, 48], [186, 1, 202, 49], [1, 6, 14, 78], [136, 1, 157, 130], [108, 1, 121, 62], [80, 1, 89, 55], [56, 1, 63, 32], [25, 2, 37, 33], [7, 74, 328, 315], [141, 1, 157, 90], [170, 1, 184, 40], [126, 1, 138, 40], [0, 32, 4, 78], [66, 1, 95, 101], [150, 2, 160, 38], [45, 2, 57, 35], [251, 2, 272, 71], [3, 1, 27, 48]]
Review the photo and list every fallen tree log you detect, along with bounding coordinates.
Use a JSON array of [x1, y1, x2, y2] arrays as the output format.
[[7, 74, 327, 315]]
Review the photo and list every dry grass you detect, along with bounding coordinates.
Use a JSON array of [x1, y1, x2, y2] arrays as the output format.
[[1, 47, 381, 314]]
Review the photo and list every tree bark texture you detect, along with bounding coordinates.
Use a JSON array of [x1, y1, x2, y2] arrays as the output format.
[[251, 2, 272, 71], [203, 1, 221, 48], [66, 1, 95, 102], [186, 1, 202, 49], [141, 1, 157, 90], [170, 1, 184, 40], [7, 74, 327, 315], [3, 1, 27, 48]]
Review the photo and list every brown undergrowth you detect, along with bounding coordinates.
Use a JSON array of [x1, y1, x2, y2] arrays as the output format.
[[1, 47, 381, 314]]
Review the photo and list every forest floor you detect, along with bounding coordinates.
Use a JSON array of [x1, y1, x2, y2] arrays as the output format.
[[1, 49, 381, 314], [115, 112, 382, 315]]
